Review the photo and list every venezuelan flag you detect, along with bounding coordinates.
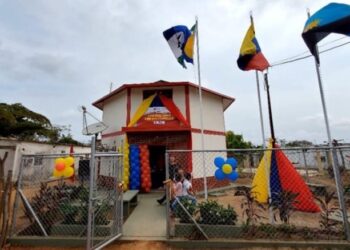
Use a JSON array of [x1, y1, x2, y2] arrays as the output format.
[[302, 3, 350, 64], [163, 24, 195, 68], [237, 24, 270, 71]]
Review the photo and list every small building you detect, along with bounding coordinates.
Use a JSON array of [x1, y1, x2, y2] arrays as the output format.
[[93, 80, 235, 189], [0, 137, 90, 180]]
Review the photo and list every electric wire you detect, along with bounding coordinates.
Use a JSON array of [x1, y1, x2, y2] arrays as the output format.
[[271, 36, 348, 66], [270, 38, 350, 67]]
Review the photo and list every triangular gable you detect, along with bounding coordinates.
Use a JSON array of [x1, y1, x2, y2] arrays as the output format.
[[159, 94, 189, 126], [128, 94, 156, 127], [128, 94, 189, 128]]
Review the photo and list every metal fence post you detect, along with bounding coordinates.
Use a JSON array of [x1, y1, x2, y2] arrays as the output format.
[[302, 149, 310, 183], [10, 157, 24, 236], [87, 136, 96, 250], [330, 147, 350, 240], [165, 151, 170, 239], [120, 153, 124, 236]]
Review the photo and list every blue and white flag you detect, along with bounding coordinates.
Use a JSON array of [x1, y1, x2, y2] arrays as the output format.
[[163, 25, 195, 68]]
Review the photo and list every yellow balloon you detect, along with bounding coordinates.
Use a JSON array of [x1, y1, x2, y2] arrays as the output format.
[[65, 156, 75, 167], [63, 166, 74, 178], [222, 164, 233, 174], [55, 158, 65, 165], [53, 169, 63, 178]]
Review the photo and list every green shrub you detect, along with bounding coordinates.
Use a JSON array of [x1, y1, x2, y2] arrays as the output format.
[[174, 197, 197, 223], [198, 200, 237, 225]]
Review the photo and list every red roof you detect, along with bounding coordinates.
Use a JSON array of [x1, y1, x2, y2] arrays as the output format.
[[92, 80, 235, 111]]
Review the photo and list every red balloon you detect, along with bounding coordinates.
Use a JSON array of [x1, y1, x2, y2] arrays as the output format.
[[55, 162, 65, 171]]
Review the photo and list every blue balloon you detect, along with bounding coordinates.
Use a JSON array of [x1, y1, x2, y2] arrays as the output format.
[[214, 157, 225, 168], [215, 169, 226, 181], [228, 171, 239, 181], [226, 158, 238, 168]]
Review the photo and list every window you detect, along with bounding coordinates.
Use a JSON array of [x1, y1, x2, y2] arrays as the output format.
[[34, 156, 43, 166], [143, 89, 172, 100]]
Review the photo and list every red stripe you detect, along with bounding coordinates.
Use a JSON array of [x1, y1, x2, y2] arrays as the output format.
[[159, 94, 189, 126], [187, 130, 193, 172], [102, 128, 225, 138], [191, 128, 226, 136], [92, 81, 235, 110], [185, 85, 191, 125], [126, 88, 131, 125]]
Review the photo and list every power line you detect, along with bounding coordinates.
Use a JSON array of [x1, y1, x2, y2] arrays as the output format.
[[270, 38, 350, 67], [270, 36, 349, 66]]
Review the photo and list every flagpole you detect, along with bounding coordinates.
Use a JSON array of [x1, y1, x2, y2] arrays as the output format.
[[249, 14, 267, 148], [307, 9, 350, 241], [255, 71, 266, 147], [263, 72, 276, 145], [250, 13, 273, 224], [195, 16, 208, 200]]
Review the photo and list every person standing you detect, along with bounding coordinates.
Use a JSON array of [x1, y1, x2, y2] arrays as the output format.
[[157, 155, 180, 204]]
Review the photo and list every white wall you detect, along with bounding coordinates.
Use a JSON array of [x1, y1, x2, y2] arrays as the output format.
[[172, 86, 186, 118], [189, 87, 225, 132], [130, 88, 142, 119], [191, 133, 227, 178], [0, 139, 90, 180], [102, 90, 127, 134], [0, 140, 16, 181]]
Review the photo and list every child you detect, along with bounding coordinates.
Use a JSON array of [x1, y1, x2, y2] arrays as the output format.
[[182, 172, 196, 204], [171, 173, 183, 211]]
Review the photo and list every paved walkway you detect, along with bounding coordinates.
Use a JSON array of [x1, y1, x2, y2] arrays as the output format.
[[122, 192, 167, 240]]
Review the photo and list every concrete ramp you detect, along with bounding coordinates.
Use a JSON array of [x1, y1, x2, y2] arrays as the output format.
[[122, 192, 167, 240]]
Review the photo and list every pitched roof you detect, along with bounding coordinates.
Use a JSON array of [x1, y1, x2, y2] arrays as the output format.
[[92, 80, 235, 111]]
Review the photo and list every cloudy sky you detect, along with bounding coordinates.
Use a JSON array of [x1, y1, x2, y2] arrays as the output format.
[[1, 0, 350, 145]]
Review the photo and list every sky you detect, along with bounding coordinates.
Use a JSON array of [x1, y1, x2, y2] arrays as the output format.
[[1, 0, 350, 145]]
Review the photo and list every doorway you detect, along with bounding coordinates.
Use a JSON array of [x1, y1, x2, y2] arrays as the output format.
[[149, 145, 166, 189]]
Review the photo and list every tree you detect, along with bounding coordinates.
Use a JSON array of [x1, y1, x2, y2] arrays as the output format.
[[0, 103, 57, 141], [226, 131, 253, 149], [0, 103, 81, 145], [285, 140, 313, 147]]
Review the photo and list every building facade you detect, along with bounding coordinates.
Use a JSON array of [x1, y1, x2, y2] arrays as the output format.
[[93, 80, 234, 189]]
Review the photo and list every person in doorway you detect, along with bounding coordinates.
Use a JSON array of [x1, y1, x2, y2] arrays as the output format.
[[157, 155, 180, 205]]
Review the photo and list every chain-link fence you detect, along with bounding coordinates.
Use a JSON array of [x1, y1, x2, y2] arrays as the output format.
[[166, 146, 350, 241], [10, 146, 123, 249], [87, 151, 123, 249]]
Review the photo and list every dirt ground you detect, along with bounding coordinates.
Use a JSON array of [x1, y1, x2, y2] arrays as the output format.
[[200, 172, 348, 229], [5, 242, 333, 250]]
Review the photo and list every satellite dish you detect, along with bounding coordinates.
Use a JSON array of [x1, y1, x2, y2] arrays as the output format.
[[82, 122, 108, 135]]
